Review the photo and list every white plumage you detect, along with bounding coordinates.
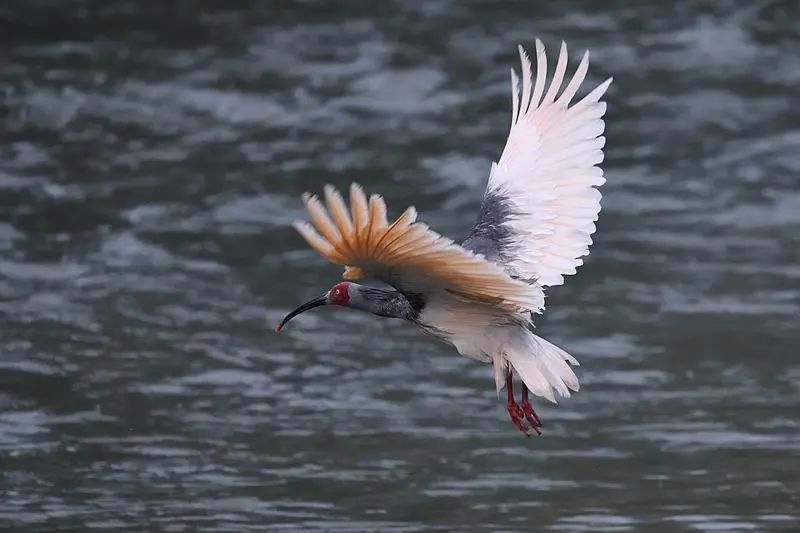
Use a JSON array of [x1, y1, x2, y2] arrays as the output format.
[[490, 39, 612, 293]]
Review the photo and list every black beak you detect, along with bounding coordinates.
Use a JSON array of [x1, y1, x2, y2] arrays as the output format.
[[275, 295, 328, 332]]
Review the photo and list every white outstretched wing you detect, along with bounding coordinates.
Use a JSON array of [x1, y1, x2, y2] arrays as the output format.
[[465, 39, 612, 308]]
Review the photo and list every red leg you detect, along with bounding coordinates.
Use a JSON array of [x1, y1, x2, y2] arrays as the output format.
[[506, 370, 531, 437], [521, 384, 543, 435]]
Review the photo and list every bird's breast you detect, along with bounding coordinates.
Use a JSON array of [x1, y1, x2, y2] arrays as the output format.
[[414, 292, 523, 362]]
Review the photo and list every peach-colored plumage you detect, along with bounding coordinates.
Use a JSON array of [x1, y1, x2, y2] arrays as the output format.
[[293, 183, 544, 312]]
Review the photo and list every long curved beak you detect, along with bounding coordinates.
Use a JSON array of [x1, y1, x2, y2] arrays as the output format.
[[275, 295, 328, 332]]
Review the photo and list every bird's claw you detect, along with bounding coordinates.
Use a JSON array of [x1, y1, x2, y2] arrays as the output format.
[[508, 402, 542, 437], [521, 395, 543, 430], [505, 370, 543, 437], [507, 401, 533, 437]]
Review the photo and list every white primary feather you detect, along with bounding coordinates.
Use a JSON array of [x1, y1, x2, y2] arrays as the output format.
[[488, 39, 613, 291]]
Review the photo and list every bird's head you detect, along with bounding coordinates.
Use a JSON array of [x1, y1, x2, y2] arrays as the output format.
[[275, 281, 352, 332]]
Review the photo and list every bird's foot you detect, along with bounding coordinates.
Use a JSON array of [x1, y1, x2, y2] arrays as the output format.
[[507, 399, 534, 437], [505, 370, 542, 437], [521, 385, 543, 432], [520, 401, 542, 435]]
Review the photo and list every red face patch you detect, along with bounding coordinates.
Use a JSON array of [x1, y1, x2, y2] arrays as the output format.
[[328, 282, 350, 305]]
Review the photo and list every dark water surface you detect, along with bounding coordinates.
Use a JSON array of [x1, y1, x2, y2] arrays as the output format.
[[1, 1, 799, 531]]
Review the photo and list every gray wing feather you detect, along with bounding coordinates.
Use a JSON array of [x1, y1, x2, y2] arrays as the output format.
[[461, 187, 520, 271]]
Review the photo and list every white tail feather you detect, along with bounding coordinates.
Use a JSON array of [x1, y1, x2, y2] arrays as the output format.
[[501, 330, 580, 404]]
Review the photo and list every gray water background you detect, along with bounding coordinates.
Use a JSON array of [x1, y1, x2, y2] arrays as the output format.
[[1, 1, 799, 531]]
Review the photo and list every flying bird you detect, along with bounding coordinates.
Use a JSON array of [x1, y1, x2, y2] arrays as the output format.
[[276, 39, 612, 436]]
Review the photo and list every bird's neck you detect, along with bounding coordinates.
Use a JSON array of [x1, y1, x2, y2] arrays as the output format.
[[347, 285, 424, 320]]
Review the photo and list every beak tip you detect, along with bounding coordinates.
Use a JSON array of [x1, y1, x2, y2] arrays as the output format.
[[276, 295, 327, 334]]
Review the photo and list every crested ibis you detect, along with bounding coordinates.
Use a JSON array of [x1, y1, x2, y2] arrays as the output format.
[[276, 39, 612, 436]]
